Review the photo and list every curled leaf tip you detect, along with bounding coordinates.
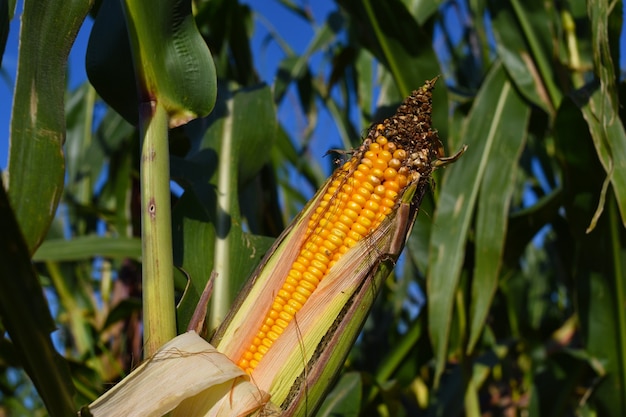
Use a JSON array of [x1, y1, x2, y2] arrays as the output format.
[[433, 144, 468, 168]]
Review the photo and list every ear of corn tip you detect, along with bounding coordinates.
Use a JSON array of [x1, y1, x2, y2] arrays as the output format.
[[234, 81, 441, 374], [212, 78, 458, 414]]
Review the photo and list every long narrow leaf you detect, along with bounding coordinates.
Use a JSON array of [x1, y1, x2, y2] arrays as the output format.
[[490, 0, 555, 113], [428, 62, 521, 382], [576, 0, 626, 228], [33, 236, 142, 262], [6, 0, 91, 253], [467, 78, 529, 353], [0, 181, 75, 417]]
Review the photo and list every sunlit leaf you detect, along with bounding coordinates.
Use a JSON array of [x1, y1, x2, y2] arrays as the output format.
[[576, 83, 626, 229], [490, 0, 559, 113], [6, 0, 91, 253], [467, 75, 529, 354], [33, 236, 142, 262], [428, 62, 525, 382]]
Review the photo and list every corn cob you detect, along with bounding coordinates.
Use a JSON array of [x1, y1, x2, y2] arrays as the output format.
[[237, 79, 443, 373]]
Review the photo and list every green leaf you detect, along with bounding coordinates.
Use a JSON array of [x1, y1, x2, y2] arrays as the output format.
[[173, 84, 277, 331], [316, 372, 362, 417], [33, 236, 142, 262], [86, 0, 138, 125], [0, 180, 76, 417], [276, 0, 313, 23], [87, 0, 217, 127], [430, 346, 506, 417], [194, 1, 257, 85], [578, 261, 626, 417], [172, 188, 274, 333], [575, 82, 626, 229], [561, 0, 626, 228], [587, 0, 618, 118], [122, 0, 217, 126], [532, 349, 597, 416], [367, 314, 423, 404], [490, 0, 560, 113], [6, 0, 91, 253], [503, 188, 563, 265], [89, 108, 136, 236], [354, 49, 375, 124], [555, 97, 626, 416], [403, 0, 444, 25], [102, 298, 142, 330], [427, 62, 524, 383], [467, 76, 529, 354], [65, 84, 97, 198]]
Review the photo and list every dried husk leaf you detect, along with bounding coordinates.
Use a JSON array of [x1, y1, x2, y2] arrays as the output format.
[[85, 331, 272, 417]]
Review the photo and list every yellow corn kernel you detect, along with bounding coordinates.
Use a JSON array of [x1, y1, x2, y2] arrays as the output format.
[[383, 168, 398, 181], [385, 180, 400, 193], [388, 158, 402, 170], [393, 149, 407, 160], [237, 128, 415, 374]]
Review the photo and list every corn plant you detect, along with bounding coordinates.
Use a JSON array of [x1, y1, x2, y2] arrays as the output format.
[[1, 0, 625, 416]]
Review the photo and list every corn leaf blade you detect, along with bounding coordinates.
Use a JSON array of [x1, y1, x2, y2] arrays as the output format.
[[577, 86, 626, 229], [0, 181, 76, 417], [6, 0, 90, 253], [490, 0, 559, 113], [33, 236, 142, 262], [315, 372, 362, 417], [428, 62, 519, 382], [573, 0, 626, 228], [467, 79, 529, 353], [87, 0, 217, 126]]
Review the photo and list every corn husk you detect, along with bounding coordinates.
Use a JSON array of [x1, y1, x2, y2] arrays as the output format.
[[84, 331, 276, 417]]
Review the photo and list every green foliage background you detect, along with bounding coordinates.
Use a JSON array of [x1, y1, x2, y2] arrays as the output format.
[[1, 0, 625, 416]]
